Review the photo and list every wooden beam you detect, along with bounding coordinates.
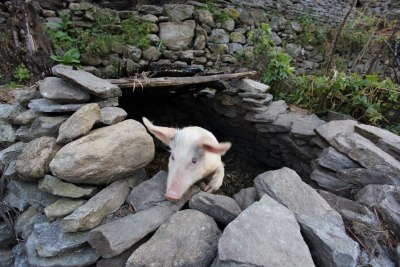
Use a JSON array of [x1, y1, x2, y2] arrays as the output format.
[[107, 71, 257, 88]]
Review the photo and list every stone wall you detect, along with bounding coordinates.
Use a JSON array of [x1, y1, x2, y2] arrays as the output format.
[[1, 66, 399, 265], [35, 1, 327, 78]]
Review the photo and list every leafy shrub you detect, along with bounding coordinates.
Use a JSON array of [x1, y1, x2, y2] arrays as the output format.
[[245, 23, 294, 86], [14, 64, 32, 83], [46, 13, 151, 62], [272, 72, 400, 131]]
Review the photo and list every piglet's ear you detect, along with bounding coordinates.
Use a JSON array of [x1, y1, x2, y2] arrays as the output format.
[[201, 138, 232, 155], [142, 117, 177, 146]]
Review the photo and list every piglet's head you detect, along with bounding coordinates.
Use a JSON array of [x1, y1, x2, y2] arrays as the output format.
[[142, 117, 231, 201]]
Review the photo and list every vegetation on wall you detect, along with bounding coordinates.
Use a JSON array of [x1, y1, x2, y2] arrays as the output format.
[[46, 13, 151, 65], [241, 18, 399, 134]]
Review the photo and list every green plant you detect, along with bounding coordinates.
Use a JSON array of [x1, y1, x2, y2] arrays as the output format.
[[199, 1, 235, 23], [262, 50, 294, 85], [46, 14, 77, 52], [14, 64, 31, 83], [272, 72, 400, 131], [156, 39, 166, 53], [245, 23, 294, 87], [50, 48, 81, 65]]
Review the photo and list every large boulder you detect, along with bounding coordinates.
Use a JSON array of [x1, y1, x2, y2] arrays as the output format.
[[159, 21, 195, 51], [255, 167, 360, 267], [212, 195, 315, 267], [49, 119, 154, 184], [126, 210, 221, 267]]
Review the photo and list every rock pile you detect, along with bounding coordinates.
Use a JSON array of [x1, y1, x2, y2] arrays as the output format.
[[0, 67, 399, 266]]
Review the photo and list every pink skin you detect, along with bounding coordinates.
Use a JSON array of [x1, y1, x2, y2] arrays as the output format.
[[142, 117, 231, 201]]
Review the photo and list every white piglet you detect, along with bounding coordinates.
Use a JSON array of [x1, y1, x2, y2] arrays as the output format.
[[142, 117, 231, 201]]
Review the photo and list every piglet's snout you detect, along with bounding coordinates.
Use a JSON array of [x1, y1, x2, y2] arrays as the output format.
[[165, 190, 181, 202]]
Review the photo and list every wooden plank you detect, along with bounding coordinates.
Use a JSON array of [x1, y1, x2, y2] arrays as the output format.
[[107, 71, 257, 88]]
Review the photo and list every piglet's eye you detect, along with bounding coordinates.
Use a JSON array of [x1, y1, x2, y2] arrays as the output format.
[[171, 154, 175, 161], [192, 158, 198, 164]]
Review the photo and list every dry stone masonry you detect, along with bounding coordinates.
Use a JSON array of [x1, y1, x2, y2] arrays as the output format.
[[0, 65, 399, 266]]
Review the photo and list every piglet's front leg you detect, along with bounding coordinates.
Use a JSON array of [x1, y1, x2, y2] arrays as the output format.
[[203, 164, 225, 193]]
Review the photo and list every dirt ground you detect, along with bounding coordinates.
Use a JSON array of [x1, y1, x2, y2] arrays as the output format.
[[0, 89, 15, 104]]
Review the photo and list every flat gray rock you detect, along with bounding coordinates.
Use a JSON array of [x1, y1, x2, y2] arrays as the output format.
[[0, 222, 15, 248], [13, 87, 41, 107], [15, 115, 68, 142], [245, 100, 288, 122], [26, 231, 99, 267], [377, 139, 400, 160], [189, 191, 242, 225], [0, 141, 25, 166], [0, 121, 17, 146], [291, 114, 325, 137], [331, 132, 400, 172], [16, 137, 60, 182], [7, 180, 58, 209], [56, 103, 101, 144], [0, 103, 26, 122], [318, 190, 378, 228], [39, 175, 97, 198], [310, 162, 350, 192], [315, 120, 358, 143], [337, 165, 400, 186], [39, 77, 91, 103], [44, 199, 86, 221], [28, 98, 86, 113], [100, 107, 127, 125], [13, 109, 41, 125], [355, 124, 400, 144], [255, 167, 359, 267], [327, 111, 356, 121], [233, 187, 259, 210], [61, 180, 130, 232], [2, 160, 17, 180], [36, 220, 88, 257], [55, 67, 121, 98], [164, 4, 194, 22], [159, 21, 195, 51], [15, 206, 41, 240], [212, 195, 315, 267], [88, 205, 176, 258], [127, 170, 199, 212], [316, 147, 360, 172], [125, 168, 147, 189], [126, 210, 221, 267], [237, 78, 270, 93], [96, 240, 147, 267], [355, 184, 400, 234], [209, 29, 230, 44], [255, 111, 306, 133], [50, 120, 154, 184], [3, 191, 29, 212], [28, 98, 118, 113]]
